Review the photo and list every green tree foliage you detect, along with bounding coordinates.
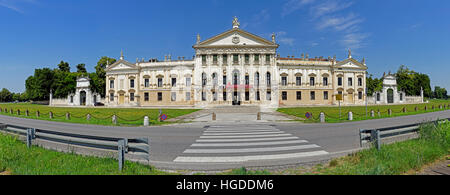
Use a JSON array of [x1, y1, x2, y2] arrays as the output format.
[[24, 57, 116, 101], [76, 63, 87, 73], [57, 61, 71, 72], [25, 68, 55, 101], [434, 86, 448, 99], [0, 88, 13, 102], [366, 74, 383, 96], [91, 57, 116, 97], [396, 65, 432, 98]]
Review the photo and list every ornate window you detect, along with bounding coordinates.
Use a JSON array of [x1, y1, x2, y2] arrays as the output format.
[[266, 72, 271, 87], [296, 77, 302, 86], [282, 91, 288, 101], [310, 91, 316, 100], [324, 91, 329, 100], [144, 93, 149, 101], [323, 77, 328, 86], [282, 76, 287, 86], [144, 79, 150, 88], [297, 91, 302, 100], [172, 78, 177, 87], [130, 93, 135, 102], [310, 77, 315, 86], [255, 72, 260, 87]]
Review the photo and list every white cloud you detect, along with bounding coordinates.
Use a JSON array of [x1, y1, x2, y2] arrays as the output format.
[[310, 0, 354, 18], [282, 0, 316, 17], [317, 13, 364, 32], [339, 33, 370, 49], [0, 0, 37, 13]]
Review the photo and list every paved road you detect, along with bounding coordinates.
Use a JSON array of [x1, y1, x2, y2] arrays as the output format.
[[0, 110, 449, 171]]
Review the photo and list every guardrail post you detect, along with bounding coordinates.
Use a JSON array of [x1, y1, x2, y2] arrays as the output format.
[[439, 105, 443, 109], [320, 112, 325, 123], [377, 110, 381, 117], [118, 139, 125, 171], [388, 109, 392, 116], [25, 110, 29, 117], [112, 115, 117, 125], [370, 110, 375, 117], [348, 111, 353, 121], [26, 128, 35, 148], [87, 114, 91, 121], [49, 112, 53, 119], [66, 113, 71, 120], [36, 110, 40, 118], [375, 130, 381, 151], [10, 108, 13, 114], [144, 116, 149, 126]]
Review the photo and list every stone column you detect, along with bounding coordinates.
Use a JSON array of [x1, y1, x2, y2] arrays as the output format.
[[320, 112, 326, 123], [144, 116, 149, 127]]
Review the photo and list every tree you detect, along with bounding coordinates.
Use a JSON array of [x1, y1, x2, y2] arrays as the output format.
[[91, 57, 116, 97], [396, 65, 432, 98], [0, 88, 13, 102], [366, 74, 383, 96], [76, 63, 87, 73], [57, 61, 70, 72], [25, 68, 55, 101], [434, 86, 448, 99]]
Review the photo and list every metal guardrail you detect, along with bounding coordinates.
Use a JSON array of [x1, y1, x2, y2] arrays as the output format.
[[0, 123, 150, 171], [359, 118, 450, 150]]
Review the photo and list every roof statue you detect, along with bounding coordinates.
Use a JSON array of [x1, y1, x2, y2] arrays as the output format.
[[232, 16, 240, 28], [120, 49, 124, 60], [196, 33, 201, 44], [272, 32, 276, 43], [348, 48, 352, 58]]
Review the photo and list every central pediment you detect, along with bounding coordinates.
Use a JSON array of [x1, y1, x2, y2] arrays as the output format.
[[194, 28, 279, 48], [105, 59, 138, 71]]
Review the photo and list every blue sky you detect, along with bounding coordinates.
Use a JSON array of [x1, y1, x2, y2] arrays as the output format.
[[0, 0, 449, 93]]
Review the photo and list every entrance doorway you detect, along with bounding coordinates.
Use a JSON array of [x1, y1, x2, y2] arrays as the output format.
[[80, 91, 87, 106], [119, 94, 125, 105], [387, 89, 394, 104], [232, 91, 241, 105]]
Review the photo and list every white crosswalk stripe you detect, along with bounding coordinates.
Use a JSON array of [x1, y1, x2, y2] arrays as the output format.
[[174, 124, 329, 163]]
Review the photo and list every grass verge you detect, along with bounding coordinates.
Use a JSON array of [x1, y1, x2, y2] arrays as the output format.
[[0, 103, 199, 126], [0, 133, 170, 175], [278, 99, 450, 123]]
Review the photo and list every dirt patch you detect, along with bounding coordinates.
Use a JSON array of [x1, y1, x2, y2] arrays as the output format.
[[0, 170, 12, 175], [409, 156, 450, 175]]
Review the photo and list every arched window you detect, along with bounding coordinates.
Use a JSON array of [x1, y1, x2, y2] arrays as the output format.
[[202, 73, 207, 87], [266, 72, 271, 87], [212, 73, 218, 86], [255, 72, 260, 87]]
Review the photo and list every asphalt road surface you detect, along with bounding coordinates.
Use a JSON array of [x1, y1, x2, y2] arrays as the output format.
[[0, 110, 449, 171]]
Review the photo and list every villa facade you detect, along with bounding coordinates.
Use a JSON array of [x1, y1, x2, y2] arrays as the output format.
[[104, 18, 368, 109]]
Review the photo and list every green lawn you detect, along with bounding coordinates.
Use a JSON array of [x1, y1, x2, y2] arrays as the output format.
[[275, 120, 450, 175], [0, 103, 199, 126], [0, 133, 170, 175], [278, 99, 450, 123]]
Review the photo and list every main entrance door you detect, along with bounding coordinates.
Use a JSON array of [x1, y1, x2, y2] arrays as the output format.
[[119, 94, 125, 105], [387, 89, 394, 104], [80, 91, 87, 106], [232, 92, 241, 105]]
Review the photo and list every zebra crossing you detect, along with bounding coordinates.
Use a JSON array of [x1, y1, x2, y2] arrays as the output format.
[[173, 124, 329, 163]]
